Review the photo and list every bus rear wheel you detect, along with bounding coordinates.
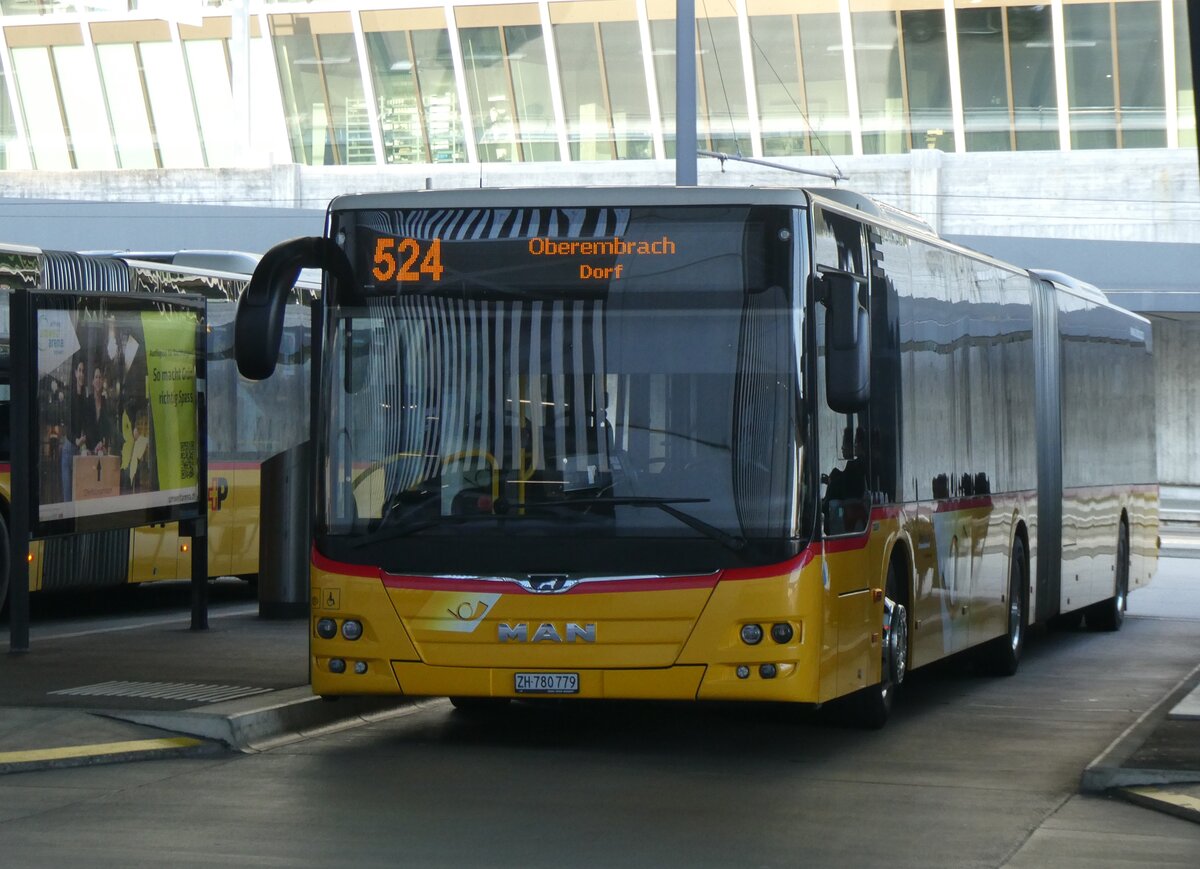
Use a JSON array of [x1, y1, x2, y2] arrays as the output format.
[[980, 536, 1027, 676], [1088, 523, 1129, 632], [853, 561, 907, 729]]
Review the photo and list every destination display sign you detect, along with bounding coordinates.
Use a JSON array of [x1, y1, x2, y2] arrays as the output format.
[[348, 206, 704, 297]]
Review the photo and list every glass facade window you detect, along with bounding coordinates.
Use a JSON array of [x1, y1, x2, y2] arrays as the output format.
[[92, 21, 164, 170], [748, 1, 852, 158], [1176, 0, 1195, 146], [1114, 0, 1166, 148], [94, 41, 158, 169], [695, 9, 749, 155], [797, 8, 853, 156], [271, 11, 373, 166], [0, 0, 1187, 170], [9, 37, 72, 170], [955, 1, 1059, 152], [850, 4, 906, 154], [1008, 4, 1059, 150], [1064, 1, 1118, 149], [550, 0, 654, 160], [0, 63, 25, 171], [748, 12, 807, 157], [0, 1, 85, 14], [647, 0, 752, 156], [956, 2, 1010, 151], [179, 16, 255, 168], [362, 9, 467, 165], [1061, 0, 1168, 150], [900, 8, 952, 151], [646, 1, 679, 158], [7, 23, 130, 170], [457, 4, 559, 162]]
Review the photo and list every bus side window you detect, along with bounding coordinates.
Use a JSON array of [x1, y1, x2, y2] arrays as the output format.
[[823, 423, 869, 534]]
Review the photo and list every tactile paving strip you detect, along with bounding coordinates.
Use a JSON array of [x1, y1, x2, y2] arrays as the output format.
[[49, 681, 274, 704]]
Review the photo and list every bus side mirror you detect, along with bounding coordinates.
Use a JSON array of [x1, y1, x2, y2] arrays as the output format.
[[235, 236, 352, 381], [816, 269, 870, 413]]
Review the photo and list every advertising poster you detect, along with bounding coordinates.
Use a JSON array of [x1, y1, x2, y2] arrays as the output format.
[[32, 292, 203, 536]]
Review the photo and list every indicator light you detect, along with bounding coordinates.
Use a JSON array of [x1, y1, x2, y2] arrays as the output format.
[[180, 543, 189, 553], [770, 623, 794, 644], [354, 661, 368, 675], [736, 666, 750, 680], [316, 618, 337, 639], [740, 624, 763, 645]]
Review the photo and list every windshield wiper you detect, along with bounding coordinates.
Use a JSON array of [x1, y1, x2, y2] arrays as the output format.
[[350, 511, 524, 546], [530, 496, 747, 554], [350, 495, 747, 555]]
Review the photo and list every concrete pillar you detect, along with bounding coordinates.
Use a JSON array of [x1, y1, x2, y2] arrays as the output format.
[[909, 149, 943, 234], [1153, 318, 1200, 487]]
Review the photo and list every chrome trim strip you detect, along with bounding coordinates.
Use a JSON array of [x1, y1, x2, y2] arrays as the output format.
[[398, 571, 720, 593]]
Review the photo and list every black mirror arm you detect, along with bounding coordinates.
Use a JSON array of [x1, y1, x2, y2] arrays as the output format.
[[235, 237, 352, 381]]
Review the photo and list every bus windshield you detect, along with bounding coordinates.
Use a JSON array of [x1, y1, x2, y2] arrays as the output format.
[[318, 204, 805, 576]]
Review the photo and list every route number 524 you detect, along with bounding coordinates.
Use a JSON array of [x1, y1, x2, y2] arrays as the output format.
[[372, 237, 444, 282]]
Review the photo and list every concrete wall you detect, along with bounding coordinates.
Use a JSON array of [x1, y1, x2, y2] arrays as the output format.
[[0, 148, 1197, 253], [1153, 318, 1200, 487]]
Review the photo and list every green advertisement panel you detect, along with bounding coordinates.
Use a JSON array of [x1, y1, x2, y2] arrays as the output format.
[[142, 311, 199, 492]]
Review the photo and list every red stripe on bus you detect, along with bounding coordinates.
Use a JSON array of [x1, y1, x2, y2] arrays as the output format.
[[314, 544, 823, 593], [312, 547, 383, 579]]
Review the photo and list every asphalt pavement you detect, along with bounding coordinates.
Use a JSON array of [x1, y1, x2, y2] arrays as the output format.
[[0, 564, 1197, 828]]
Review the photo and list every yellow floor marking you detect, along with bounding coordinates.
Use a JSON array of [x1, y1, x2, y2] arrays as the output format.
[[0, 737, 204, 764], [1124, 786, 1200, 814]]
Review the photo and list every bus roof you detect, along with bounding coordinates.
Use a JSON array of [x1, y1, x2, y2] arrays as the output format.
[[328, 185, 940, 240], [329, 186, 819, 212]]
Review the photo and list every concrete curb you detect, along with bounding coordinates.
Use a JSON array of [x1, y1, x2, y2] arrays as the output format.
[[1080, 661, 1200, 793], [97, 687, 423, 751], [0, 690, 434, 775]]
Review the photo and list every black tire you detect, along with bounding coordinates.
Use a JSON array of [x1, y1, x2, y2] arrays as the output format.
[[981, 536, 1027, 676], [1088, 523, 1129, 632], [0, 511, 9, 616], [449, 696, 512, 718], [853, 560, 908, 729]]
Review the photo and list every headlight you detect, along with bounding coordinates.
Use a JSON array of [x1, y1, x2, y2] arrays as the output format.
[[740, 624, 763, 645], [341, 619, 364, 641], [316, 618, 337, 640]]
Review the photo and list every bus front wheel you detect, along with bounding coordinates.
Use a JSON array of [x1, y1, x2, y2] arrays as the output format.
[[853, 561, 908, 729]]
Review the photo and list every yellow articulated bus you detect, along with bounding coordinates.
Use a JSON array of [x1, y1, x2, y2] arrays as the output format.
[[0, 244, 314, 610], [236, 187, 1157, 727]]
